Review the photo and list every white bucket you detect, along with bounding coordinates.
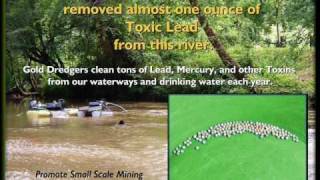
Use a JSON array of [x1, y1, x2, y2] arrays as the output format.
[[51, 111, 68, 118], [92, 111, 113, 117], [92, 111, 102, 117], [77, 111, 86, 118]]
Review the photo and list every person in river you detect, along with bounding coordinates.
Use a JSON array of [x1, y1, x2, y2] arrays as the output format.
[[118, 120, 125, 125]]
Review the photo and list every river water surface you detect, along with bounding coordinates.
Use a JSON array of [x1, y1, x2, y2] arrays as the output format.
[[5, 100, 167, 180], [5, 100, 315, 180]]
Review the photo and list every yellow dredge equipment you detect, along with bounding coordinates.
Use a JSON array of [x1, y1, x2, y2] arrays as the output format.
[[64, 108, 79, 116], [27, 110, 51, 118]]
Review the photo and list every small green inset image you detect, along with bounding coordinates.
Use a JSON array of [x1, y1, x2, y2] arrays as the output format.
[[169, 95, 306, 180]]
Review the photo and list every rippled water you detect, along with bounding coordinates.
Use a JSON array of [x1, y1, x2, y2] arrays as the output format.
[[5, 100, 315, 180], [5, 100, 167, 180]]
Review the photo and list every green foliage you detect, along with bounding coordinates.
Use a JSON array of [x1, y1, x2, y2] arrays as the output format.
[[5, 0, 315, 100]]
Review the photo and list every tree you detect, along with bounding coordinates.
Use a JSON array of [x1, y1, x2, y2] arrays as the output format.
[[189, 0, 244, 79]]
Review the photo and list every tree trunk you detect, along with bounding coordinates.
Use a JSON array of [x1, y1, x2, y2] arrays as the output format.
[[276, 23, 281, 47], [189, 0, 245, 79], [275, 0, 281, 47]]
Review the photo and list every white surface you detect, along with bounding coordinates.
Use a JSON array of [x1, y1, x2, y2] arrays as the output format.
[[308, 129, 315, 180]]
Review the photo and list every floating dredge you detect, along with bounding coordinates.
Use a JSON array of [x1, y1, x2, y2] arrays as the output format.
[[27, 99, 127, 119]]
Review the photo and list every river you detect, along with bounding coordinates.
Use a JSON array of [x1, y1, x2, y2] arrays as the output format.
[[5, 100, 167, 180], [4, 100, 315, 180]]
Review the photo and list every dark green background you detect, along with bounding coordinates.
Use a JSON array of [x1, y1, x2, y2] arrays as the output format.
[[169, 95, 306, 180]]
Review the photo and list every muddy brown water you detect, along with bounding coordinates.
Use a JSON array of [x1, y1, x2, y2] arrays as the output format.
[[5, 101, 168, 180], [5, 100, 315, 180]]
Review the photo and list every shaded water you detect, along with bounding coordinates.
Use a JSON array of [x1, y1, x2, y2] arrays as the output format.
[[5, 100, 167, 180]]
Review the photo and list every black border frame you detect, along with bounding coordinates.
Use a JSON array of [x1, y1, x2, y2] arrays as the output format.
[[168, 94, 308, 180], [1, 0, 318, 179], [1, 0, 5, 179]]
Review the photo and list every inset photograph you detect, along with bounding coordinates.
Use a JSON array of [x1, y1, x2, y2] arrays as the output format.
[[169, 95, 307, 180]]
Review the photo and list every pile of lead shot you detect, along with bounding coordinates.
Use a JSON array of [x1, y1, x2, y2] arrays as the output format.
[[173, 121, 299, 156]]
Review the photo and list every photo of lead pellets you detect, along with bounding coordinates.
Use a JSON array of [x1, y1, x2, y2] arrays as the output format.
[[172, 121, 299, 156]]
